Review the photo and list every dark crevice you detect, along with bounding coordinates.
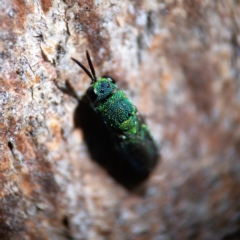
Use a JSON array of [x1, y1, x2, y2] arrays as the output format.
[[62, 216, 69, 229], [231, 32, 240, 82], [137, 33, 145, 65], [62, 216, 73, 240], [40, 47, 51, 63], [8, 141, 14, 151], [33, 32, 44, 43], [56, 43, 66, 63], [146, 10, 156, 34], [222, 230, 240, 240], [64, 8, 71, 41]]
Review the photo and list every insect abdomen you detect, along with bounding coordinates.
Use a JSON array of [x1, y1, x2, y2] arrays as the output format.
[[117, 118, 158, 176]]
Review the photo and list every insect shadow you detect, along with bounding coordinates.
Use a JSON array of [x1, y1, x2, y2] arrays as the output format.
[[74, 95, 152, 191]]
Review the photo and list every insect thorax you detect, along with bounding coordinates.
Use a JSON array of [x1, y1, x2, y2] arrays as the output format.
[[96, 89, 138, 135]]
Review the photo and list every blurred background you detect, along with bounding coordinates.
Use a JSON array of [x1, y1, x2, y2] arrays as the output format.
[[0, 0, 239, 239]]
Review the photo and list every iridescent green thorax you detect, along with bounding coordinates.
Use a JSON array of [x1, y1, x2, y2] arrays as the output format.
[[96, 90, 137, 134], [92, 78, 116, 102]]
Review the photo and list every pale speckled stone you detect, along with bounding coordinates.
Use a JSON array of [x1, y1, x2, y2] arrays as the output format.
[[0, 0, 240, 240]]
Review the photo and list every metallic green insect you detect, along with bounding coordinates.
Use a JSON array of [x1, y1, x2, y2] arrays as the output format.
[[71, 51, 158, 177]]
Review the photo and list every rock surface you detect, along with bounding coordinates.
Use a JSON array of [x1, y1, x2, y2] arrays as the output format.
[[0, 0, 240, 239]]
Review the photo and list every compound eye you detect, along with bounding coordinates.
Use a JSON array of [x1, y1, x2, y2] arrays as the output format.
[[86, 86, 98, 102], [102, 75, 116, 84]]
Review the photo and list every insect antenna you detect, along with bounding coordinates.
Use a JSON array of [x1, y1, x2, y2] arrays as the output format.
[[71, 57, 94, 81], [86, 50, 97, 82]]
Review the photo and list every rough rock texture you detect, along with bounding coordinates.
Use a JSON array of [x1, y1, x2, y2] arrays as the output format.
[[0, 0, 240, 239]]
